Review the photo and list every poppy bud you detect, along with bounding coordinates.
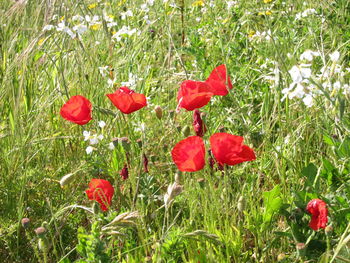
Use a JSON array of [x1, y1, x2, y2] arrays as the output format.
[[182, 125, 190, 137], [154, 105, 163, 120], [120, 164, 129, 180], [193, 109, 206, 137], [21, 218, 30, 229], [120, 137, 131, 152], [325, 225, 333, 235], [34, 227, 46, 238], [296, 243, 305, 250], [143, 154, 149, 173]]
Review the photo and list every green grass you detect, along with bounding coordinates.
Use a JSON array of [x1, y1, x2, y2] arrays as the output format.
[[1, 0, 350, 262]]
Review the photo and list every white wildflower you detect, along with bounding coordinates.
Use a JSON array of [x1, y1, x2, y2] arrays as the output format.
[[329, 51, 340, 62], [72, 15, 84, 22], [86, 146, 94, 154], [300, 50, 320, 61], [43, 25, 55, 31], [121, 10, 133, 20], [98, 120, 106, 128], [98, 66, 109, 77], [108, 142, 115, 150], [302, 94, 313, 107]]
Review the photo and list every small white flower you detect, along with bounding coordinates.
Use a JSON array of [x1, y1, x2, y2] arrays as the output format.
[[300, 50, 320, 61], [147, 0, 154, 6], [43, 25, 55, 31], [98, 120, 106, 128], [227, 1, 237, 9], [121, 10, 133, 20], [72, 15, 84, 22], [97, 134, 104, 140], [98, 66, 109, 77], [140, 4, 149, 12], [83, 131, 91, 141], [73, 24, 88, 35], [329, 51, 340, 62], [90, 137, 99, 145], [86, 146, 94, 154], [108, 142, 115, 150], [333, 81, 341, 90], [302, 94, 313, 107]]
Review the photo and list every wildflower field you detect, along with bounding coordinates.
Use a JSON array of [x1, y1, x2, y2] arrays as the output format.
[[1, 0, 350, 262]]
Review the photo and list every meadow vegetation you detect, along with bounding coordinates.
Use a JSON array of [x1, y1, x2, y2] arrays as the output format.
[[0, 0, 350, 262]]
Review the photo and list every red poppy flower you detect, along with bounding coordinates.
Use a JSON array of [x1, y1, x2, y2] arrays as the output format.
[[60, 95, 92, 125], [177, 80, 213, 111], [205, 64, 233, 96], [306, 199, 328, 231], [106, 87, 147, 114], [171, 136, 206, 172], [209, 133, 256, 166], [85, 179, 114, 211], [193, 109, 206, 137]]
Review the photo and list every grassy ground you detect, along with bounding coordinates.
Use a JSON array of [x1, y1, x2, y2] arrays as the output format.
[[1, 0, 350, 262]]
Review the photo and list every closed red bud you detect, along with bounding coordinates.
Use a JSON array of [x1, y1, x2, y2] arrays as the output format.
[[193, 109, 206, 137], [120, 164, 129, 180], [143, 154, 149, 173], [154, 106, 163, 120], [21, 218, 30, 229]]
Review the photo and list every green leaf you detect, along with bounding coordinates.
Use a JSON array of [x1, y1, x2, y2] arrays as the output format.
[[263, 185, 283, 224], [302, 163, 318, 188]]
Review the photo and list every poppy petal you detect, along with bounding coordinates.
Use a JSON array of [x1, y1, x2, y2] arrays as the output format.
[[205, 64, 233, 96], [306, 199, 328, 230], [210, 133, 256, 166], [86, 179, 114, 211], [171, 136, 206, 172], [177, 80, 213, 111], [107, 87, 147, 114], [60, 95, 92, 125]]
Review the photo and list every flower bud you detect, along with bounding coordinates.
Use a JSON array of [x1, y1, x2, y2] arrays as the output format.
[[120, 164, 129, 180], [143, 154, 149, 173], [34, 227, 46, 238], [21, 218, 30, 229], [325, 225, 333, 235], [154, 106, 163, 120], [193, 109, 206, 137], [182, 125, 190, 137], [296, 243, 305, 250]]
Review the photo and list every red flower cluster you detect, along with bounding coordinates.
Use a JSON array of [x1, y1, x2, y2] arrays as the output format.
[[85, 179, 114, 211], [177, 65, 232, 111], [171, 133, 255, 172], [306, 199, 328, 231], [60, 88, 147, 125]]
